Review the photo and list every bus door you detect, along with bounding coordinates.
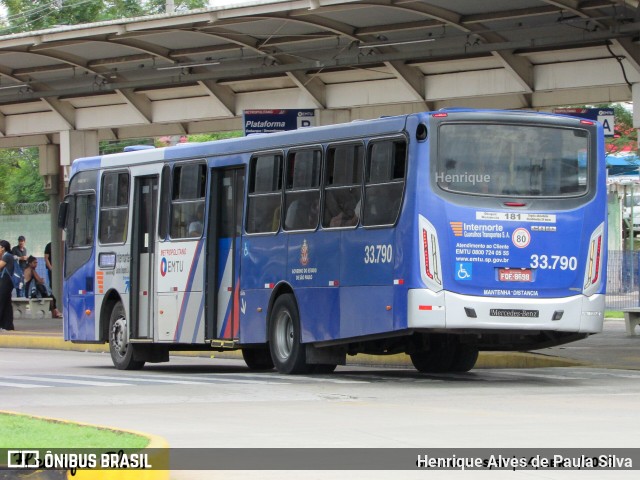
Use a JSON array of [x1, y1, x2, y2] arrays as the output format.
[[206, 167, 245, 341], [130, 175, 158, 339]]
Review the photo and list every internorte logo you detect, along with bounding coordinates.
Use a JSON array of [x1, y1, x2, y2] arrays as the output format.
[[449, 222, 507, 239], [450, 222, 463, 236]]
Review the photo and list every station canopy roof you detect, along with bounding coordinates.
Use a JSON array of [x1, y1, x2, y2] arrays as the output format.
[[0, 0, 638, 144]]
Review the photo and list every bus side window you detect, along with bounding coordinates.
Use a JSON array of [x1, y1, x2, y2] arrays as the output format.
[[322, 143, 363, 228], [72, 193, 96, 247], [284, 149, 321, 231], [170, 163, 206, 239], [363, 139, 406, 226], [99, 172, 129, 244], [158, 165, 171, 240], [246, 154, 283, 234]]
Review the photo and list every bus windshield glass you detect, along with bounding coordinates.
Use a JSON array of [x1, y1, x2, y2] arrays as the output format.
[[437, 123, 589, 197]]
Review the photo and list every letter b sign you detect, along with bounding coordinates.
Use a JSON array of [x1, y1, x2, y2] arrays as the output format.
[[297, 116, 315, 129]]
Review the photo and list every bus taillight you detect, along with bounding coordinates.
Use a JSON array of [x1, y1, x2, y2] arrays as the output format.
[[592, 236, 602, 284], [419, 215, 443, 291], [422, 229, 433, 280], [583, 223, 604, 294]]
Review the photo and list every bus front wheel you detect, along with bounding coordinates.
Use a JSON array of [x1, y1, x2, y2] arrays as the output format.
[[268, 294, 309, 374], [109, 302, 145, 370]]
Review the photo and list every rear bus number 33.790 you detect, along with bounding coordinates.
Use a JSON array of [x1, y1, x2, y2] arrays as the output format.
[[530, 254, 578, 270], [364, 244, 393, 264]]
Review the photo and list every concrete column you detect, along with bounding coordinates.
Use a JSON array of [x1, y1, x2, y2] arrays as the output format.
[[42, 131, 98, 308], [633, 83, 640, 151], [59, 130, 98, 182], [39, 145, 63, 306]]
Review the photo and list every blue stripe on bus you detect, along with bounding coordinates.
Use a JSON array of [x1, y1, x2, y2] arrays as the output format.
[[174, 239, 204, 341]]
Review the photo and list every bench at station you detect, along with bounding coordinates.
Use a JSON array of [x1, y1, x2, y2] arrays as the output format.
[[621, 308, 640, 336], [11, 297, 53, 319]]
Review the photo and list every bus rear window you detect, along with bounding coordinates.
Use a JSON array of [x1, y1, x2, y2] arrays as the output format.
[[437, 124, 589, 197]]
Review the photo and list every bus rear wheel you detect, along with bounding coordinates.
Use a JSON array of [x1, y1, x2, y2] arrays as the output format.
[[311, 364, 337, 374], [410, 337, 478, 373], [268, 294, 309, 374], [410, 345, 455, 373], [109, 301, 145, 370], [242, 347, 274, 370], [450, 344, 479, 372]]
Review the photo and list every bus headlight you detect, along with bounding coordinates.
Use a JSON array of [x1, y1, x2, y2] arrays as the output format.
[[419, 215, 442, 291], [583, 222, 604, 296]]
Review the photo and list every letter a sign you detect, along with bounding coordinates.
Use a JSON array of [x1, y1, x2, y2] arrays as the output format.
[[597, 110, 615, 137], [554, 107, 615, 137]]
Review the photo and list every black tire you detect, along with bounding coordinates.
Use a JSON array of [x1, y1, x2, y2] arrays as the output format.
[[311, 364, 337, 374], [268, 294, 309, 374], [242, 347, 275, 370], [109, 301, 145, 370], [450, 344, 479, 372], [410, 337, 456, 373]]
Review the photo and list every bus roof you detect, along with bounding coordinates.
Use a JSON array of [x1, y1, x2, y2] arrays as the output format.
[[69, 108, 596, 174]]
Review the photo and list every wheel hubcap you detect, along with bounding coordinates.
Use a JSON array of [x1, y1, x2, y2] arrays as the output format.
[[274, 310, 293, 361], [111, 317, 128, 357]]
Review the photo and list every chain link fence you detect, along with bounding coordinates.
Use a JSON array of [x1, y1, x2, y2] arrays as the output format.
[[0, 201, 50, 215]]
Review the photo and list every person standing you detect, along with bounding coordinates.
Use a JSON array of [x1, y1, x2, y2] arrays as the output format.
[[44, 241, 53, 288], [0, 239, 16, 331], [11, 236, 27, 297]]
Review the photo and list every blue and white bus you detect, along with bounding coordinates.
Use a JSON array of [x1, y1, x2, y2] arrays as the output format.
[[59, 109, 606, 373]]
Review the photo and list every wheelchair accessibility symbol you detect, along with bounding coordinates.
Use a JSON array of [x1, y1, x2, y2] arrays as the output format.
[[455, 262, 472, 281]]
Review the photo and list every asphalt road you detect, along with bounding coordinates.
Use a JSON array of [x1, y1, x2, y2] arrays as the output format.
[[2, 348, 640, 478], [2, 318, 640, 479]]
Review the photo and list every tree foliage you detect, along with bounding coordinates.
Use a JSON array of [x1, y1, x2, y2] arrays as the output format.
[[0, 1, 209, 34], [603, 103, 637, 155], [0, 148, 48, 207]]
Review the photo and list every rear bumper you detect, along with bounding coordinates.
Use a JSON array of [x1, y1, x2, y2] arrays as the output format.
[[408, 290, 604, 334]]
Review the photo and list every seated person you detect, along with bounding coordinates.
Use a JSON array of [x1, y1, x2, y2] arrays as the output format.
[[188, 204, 205, 237], [285, 196, 319, 230], [23, 256, 62, 318], [330, 196, 358, 227]]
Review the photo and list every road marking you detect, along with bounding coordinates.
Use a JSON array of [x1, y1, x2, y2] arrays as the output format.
[[0, 380, 52, 388], [52, 374, 220, 386], [13, 375, 131, 387]]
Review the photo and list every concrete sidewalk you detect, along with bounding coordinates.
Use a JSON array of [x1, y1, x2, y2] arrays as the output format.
[[1, 316, 639, 370]]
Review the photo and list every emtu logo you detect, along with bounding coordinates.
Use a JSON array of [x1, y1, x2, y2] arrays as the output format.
[[160, 257, 167, 277], [450, 222, 463, 237]]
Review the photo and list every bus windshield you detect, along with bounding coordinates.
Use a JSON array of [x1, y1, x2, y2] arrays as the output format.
[[437, 123, 589, 197]]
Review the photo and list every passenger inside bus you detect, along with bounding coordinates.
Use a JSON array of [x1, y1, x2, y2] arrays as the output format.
[[285, 194, 319, 230], [330, 193, 359, 227], [188, 204, 204, 237]]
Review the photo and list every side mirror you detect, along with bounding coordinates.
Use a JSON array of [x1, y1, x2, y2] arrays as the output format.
[[57, 201, 69, 229]]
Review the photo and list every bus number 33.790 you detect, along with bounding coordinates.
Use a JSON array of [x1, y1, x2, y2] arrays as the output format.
[[59, 108, 606, 373]]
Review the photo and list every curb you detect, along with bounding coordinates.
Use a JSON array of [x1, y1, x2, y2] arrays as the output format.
[[0, 410, 169, 480], [0, 333, 587, 369]]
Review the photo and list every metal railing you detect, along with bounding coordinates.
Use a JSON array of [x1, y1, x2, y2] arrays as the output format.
[[606, 250, 640, 309]]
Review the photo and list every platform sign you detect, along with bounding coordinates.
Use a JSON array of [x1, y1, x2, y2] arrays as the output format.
[[553, 108, 615, 137], [243, 109, 316, 135]]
